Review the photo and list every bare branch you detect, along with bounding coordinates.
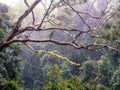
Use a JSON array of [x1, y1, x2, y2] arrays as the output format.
[[0, 0, 41, 51], [24, 0, 36, 25], [0, 0, 118, 54], [37, 0, 54, 28], [62, 0, 91, 31]]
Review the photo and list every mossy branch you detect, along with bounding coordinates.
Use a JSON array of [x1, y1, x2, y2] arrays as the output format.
[[24, 42, 80, 66]]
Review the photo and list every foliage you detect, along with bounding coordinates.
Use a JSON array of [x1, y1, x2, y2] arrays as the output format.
[[96, 84, 109, 90], [43, 65, 63, 90], [101, 28, 120, 41], [79, 60, 97, 84], [0, 80, 22, 90], [67, 76, 84, 90], [43, 64, 84, 90], [0, 28, 6, 41], [111, 66, 120, 90], [101, 1, 120, 45]]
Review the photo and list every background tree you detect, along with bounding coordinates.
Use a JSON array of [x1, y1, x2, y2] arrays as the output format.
[[0, 3, 23, 90], [43, 64, 84, 90]]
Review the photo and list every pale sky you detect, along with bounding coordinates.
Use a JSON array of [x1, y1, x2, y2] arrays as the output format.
[[0, 0, 20, 6], [0, 0, 51, 7]]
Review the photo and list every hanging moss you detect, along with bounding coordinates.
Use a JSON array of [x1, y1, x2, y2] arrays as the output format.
[[24, 42, 80, 66]]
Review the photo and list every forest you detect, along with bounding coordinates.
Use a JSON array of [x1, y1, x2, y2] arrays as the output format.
[[0, 0, 120, 90]]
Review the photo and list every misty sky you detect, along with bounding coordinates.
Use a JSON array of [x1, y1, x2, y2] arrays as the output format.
[[0, 0, 53, 7], [0, 0, 20, 6]]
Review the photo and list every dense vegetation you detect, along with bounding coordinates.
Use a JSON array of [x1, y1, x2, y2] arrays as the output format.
[[0, 0, 120, 90], [0, 3, 22, 90]]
